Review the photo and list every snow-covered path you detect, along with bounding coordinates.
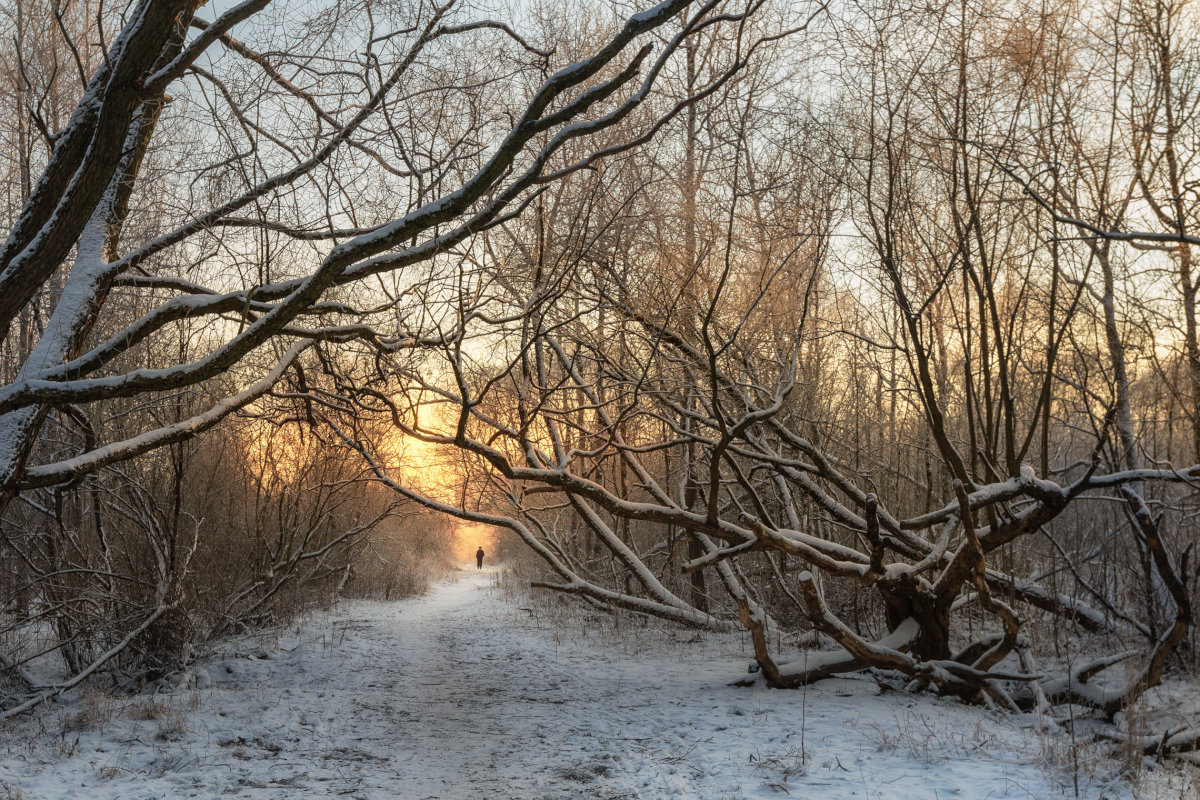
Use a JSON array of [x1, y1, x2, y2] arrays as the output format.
[[1, 569, 1137, 799]]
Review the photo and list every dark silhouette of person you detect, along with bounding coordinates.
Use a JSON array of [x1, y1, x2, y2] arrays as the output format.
[[476, 547, 485, 569]]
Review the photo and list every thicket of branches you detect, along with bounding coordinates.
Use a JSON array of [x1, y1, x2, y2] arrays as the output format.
[[0, 0, 755, 713], [2, 0, 1200, 756], [315, 0, 1200, 748]]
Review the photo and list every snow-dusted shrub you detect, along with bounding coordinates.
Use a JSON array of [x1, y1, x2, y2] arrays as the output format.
[[341, 510, 457, 601], [0, 410, 409, 691]]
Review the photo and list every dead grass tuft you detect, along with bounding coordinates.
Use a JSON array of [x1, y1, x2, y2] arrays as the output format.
[[60, 689, 117, 733]]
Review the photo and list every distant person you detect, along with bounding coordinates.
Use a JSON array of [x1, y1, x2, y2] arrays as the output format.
[[476, 547, 485, 569]]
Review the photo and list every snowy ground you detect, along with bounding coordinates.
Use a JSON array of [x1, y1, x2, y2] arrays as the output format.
[[0, 568, 1186, 799]]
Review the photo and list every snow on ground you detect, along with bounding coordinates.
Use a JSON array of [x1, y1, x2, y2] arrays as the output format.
[[0, 568, 1180, 799]]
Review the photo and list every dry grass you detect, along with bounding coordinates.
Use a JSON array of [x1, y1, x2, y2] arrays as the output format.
[[126, 695, 170, 721], [1119, 701, 1150, 783], [858, 708, 983, 765], [1028, 707, 1200, 800], [154, 705, 189, 740], [60, 688, 117, 733], [748, 744, 809, 788], [96, 763, 127, 781], [124, 694, 190, 739]]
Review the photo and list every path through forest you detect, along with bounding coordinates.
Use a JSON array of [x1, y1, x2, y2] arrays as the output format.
[[1, 569, 1143, 798]]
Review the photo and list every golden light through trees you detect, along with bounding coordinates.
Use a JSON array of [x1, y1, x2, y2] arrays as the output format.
[[4, 0, 1200, 757]]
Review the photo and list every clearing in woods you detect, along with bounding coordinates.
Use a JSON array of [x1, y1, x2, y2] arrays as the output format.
[[0, 569, 1149, 798]]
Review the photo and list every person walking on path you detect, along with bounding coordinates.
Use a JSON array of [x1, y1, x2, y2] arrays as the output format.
[[476, 547, 485, 569]]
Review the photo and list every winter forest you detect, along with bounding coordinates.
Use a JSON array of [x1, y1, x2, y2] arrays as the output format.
[[2, 0, 1200, 797]]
